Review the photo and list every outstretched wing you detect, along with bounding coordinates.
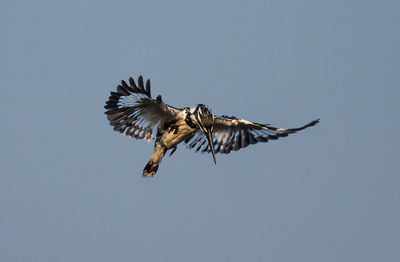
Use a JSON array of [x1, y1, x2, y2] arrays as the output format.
[[185, 115, 319, 154], [104, 75, 181, 142]]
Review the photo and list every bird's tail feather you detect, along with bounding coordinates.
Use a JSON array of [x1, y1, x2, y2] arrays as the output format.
[[143, 161, 160, 178], [142, 143, 166, 178]]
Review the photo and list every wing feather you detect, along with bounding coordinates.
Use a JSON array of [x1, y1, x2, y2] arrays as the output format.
[[185, 115, 319, 154], [105, 75, 182, 142]]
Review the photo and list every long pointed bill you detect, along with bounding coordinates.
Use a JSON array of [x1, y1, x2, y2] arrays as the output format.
[[205, 127, 216, 164]]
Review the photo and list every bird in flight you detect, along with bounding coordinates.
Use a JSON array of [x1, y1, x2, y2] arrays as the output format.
[[105, 75, 319, 177]]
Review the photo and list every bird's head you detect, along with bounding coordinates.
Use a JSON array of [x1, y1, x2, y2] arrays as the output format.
[[195, 104, 214, 128], [194, 104, 216, 164]]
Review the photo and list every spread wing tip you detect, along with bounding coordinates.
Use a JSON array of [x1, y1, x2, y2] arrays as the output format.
[[269, 118, 320, 133], [309, 118, 320, 126], [104, 75, 181, 143], [104, 75, 155, 141], [297, 118, 320, 131]]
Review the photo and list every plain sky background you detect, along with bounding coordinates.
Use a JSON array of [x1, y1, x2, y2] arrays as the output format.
[[1, 0, 399, 261]]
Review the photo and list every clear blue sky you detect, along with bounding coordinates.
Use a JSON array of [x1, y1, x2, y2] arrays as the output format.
[[1, 1, 399, 261]]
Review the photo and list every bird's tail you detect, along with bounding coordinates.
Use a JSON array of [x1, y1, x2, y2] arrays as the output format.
[[143, 143, 166, 178]]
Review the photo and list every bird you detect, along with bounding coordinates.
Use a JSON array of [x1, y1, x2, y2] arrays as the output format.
[[104, 75, 319, 177]]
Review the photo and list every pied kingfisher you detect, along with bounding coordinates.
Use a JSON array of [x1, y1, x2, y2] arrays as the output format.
[[105, 75, 319, 177]]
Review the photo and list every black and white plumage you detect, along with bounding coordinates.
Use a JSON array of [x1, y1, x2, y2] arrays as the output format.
[[105, 75, 319, 177]]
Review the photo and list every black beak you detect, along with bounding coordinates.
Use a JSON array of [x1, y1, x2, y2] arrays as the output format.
[[204, 127, 216, 164]]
